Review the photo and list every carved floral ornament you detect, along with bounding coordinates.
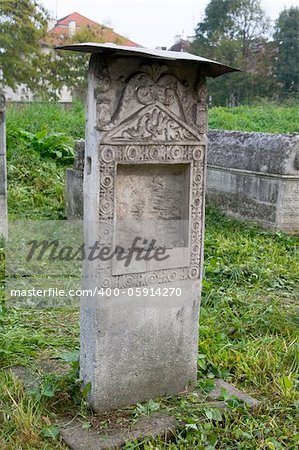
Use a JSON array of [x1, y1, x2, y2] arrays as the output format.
[[93, 59, 206, 289], [95, 59, 208, 136], [95, 144, 205, 289]]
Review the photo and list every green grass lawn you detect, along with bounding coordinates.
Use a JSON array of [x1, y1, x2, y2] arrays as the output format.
[[208, 103, 299, 134], [0, 102, 298, 449]]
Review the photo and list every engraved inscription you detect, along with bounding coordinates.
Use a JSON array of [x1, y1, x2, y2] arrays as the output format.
[[115, 164, 190, 250], [97, 143, 205, 287]]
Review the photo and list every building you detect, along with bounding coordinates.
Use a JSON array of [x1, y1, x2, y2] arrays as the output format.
[[3, 12, 139, 102], [168, 38, 192, 53], [41, 12, 139, 47]]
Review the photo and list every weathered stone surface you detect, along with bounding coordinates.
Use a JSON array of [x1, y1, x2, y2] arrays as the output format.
[[59, 412, 179, 450], [65, 140, 85, 219], [207, 130, 299, 232], [66, 128, 299, 232], [74, 139, 85, 171], [208, 379, 260, 407], [0, 94, 7, 238], [66, 169, 84, 219], [208, 130, 299, 175], [8, 366, 40, 390], [80, 50, 208, 412]]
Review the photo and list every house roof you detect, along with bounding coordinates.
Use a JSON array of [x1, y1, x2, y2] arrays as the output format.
[[57, 43, 241, 78], [56, 12, 100, 28], [169, 39, 191, 53], [41, 12, 139, 47]]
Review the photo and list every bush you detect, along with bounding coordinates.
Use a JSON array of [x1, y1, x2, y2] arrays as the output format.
[[17, 129, 74, 164]]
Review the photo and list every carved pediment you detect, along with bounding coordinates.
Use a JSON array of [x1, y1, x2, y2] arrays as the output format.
[[102, 103, 200, 144]]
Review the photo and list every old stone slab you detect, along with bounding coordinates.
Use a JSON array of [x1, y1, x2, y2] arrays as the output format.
[[0, 94, 7, 238], [66, 139, 85, 219], [208, 379, 260, 408], [7, 363, 260, 448], [208, 130, 299, 175], [59, 412, 179, 450], [8, 365, 41, 391], [66, 169, 84, 219], [207, 130, 299, 232], [59, 380, 260, 449]]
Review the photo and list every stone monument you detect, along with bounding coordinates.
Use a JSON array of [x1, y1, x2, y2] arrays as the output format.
[[58, 44, 238, 412], [207, 130, 299, 232], [0, 94, 7, 238]]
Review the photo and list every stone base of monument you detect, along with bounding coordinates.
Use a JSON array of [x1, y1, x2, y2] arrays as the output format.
[[8, 364, 260, 449], [59, 412, 179, 450]]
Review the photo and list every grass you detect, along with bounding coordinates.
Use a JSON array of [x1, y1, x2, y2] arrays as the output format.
[[5, 101, 298, 219], [0, 102, 298, 448], [6, 101, 84, 220], [208, 103, 299, 134]]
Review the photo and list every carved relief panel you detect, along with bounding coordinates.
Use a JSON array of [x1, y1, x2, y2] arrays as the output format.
[[94, 55, 207, 289]]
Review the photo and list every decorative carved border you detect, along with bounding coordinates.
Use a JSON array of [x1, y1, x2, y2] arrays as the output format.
[[94, 57, 207, 288], [97, 144, 205, 288]]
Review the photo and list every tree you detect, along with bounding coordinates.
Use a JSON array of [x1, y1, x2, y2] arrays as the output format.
[[191, 0, 272, 105], [273, 7, 299, 97], [39, 24, 129, 101], [38, 26, 100, 101], [0, 0, 48, 90]]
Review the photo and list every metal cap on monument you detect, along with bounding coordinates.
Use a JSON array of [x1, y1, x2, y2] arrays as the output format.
[[56, 42, 240, 78]]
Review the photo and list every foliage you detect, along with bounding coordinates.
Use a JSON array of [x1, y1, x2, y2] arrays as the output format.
[[195, 0, 270, 60], [17, 129, 74, 164], [0, 206, 298, 448], [6, 101, 85, 139], [38, 26, 101, 101], [208, 103, 299, 133], [0, 0, 48, 91], [191, 0, 272, 105], [39, 25, 128, 101], [6, 102, 84, 219], [273, 7, 299, 98], [0, 102, 298, 448], [0, 3, 128, 101]]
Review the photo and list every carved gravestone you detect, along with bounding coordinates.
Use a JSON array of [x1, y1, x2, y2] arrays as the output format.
[[59, 44, 238, 412], [0, 94, 7, 238]]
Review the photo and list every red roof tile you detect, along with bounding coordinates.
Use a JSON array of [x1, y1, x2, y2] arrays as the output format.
[[57, 12, 100, 27], [41, 12, 140, 47]]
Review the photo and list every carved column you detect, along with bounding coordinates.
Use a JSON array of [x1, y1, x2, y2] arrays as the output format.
[[81, 53, 208, 412]]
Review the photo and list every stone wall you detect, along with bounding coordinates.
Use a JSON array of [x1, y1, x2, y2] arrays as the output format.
[[0, 95, 7, 238], [207, 130, 299, 232], [66, 130, 299, 232]]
